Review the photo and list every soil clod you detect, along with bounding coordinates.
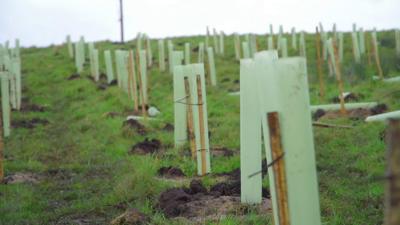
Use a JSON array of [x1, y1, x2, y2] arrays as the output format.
[[158, 166, 185, 178], [110, 208, 149, 225], [12, 118, 49, 129], [162, 123, 174, 132], [67, 73, 80, 80], [129, 138, 162, 155], [211, 147, 235, 157], [2, 172, 41, 184], [123, 119, 147, 135]]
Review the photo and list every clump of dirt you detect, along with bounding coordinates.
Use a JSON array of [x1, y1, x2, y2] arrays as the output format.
[[97, 83, 108, 90], [129, 138, 162, 155], [99, 73, 108, 81], [331, 92, 362, 103], [109, 80, 118, 86], [314, 103, 388, 121], [110, 208, 149, 225], [157, 179, 271, 221], [123, 119, 147, 135], [233, 79, 239, 84], [12, 118, 49, 129], [19, 100, 46, 112], [162, 123, 174, 132], [104, 112, 123, 118], [211, 147, 235, 157], [158, 166, 185, 178], [67, 73, 80, 80], [2, 172, 41, 184], [221, 78, 231, 83], [192, 46, 199, 52]]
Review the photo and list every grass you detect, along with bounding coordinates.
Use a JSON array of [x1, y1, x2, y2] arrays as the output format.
[[0, 29, 400, 224]]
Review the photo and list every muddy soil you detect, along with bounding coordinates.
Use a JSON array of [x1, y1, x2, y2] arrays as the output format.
[[67, 73, 80, 80], [129, 138, 162, 155], [313, 103, 388, 121], [158, 166, 185, 178], [122, 119, 147, 135], [110, 208, 149, 225], [158, 179, 271, 221], [12, 118, 49, 129], [162, 123, 174, 132], [211, 147, 235, 157], [2, 172, 42, 184]]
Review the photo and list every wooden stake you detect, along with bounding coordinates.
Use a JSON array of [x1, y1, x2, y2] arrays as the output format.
[[0, 110, 3, 182], [371, 35, 384, 79], [267, 112, 290, 225], [384, 119, 400, 225], [315, 27, 325, 101], [366, 32, 372, 66], [135, 51, 147, 119], [184, 77, 196, 159], [128, 51, 139, 111], [332, 40, 347, 115], [196, 75, 207, 176]]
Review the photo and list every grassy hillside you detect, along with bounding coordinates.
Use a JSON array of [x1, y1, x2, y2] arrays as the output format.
[[1, 30, 400, 224]]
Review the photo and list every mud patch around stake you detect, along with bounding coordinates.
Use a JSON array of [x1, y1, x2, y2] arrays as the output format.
[[313, 103, 388, 121], [157, 179, 271, 222], [162, 123, 174, 132], [129, 138, 162, 155], [122, 119, 147, 135], [211, 147, 236, 157], [110, 208, 149, 225], [12, 118, 49, 129], [2, 172, 42, 184], [67, 73, 80, 80], [158, 166, 185, 178]]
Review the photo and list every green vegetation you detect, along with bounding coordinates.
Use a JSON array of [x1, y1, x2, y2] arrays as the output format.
[[1, 30, 400, 224]]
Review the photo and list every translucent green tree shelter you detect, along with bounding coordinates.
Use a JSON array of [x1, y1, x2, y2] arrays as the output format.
[[268, 36, 274, 50], [396, 30, 400, 58], [241, 52, 321, 225], [3, 56, 16, 110], [198, 42, 205, 63], [104, 50, 115, 83], [92, 49, 100, 82], [174, 64, 211, 175], [219, 32, 224, 56], [338, 32, 344, 62], [158, 39, 166, 71], [212, 28, 219, 55], [184, 43, 191, 65], [280, 38, 288, 58], [11, 58, 22, 110], [291, 27, 297, 50], [299, 32, 306, 58], [234, 33, 241, 60], [74, 38, 85, 73], [366, 110, 400, 122], [310, 102, 378, 113], [145, 36, 153, 67], [115, 50, 124, 88], [205, 26, 210, 49], [352, 31, 362, 63], [0, 72, 10, 137], [242, 42, 250, 59], [168, 40, 174, 74], [66, 35, 74, 58], [250, 34, 257, 57], [359, 28, 366, 54], [139, 50, 148, 105], [207, 47, 217, 86]]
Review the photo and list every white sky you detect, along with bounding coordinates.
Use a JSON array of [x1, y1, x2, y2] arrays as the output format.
[[1, 0, 399, 47]]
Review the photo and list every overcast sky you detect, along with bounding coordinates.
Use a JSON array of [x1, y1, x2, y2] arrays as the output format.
[[1, 0, 399, 47]]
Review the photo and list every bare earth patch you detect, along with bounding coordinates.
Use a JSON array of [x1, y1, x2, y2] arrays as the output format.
[[3, 172, 42, 184]]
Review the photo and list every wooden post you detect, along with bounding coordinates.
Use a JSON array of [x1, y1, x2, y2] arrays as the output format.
[[366, 32, 372, 66], [128, 51, 139, 111], [268, 112, 290, 225], [0, 109, 3, 182], [196, 75, 207, 176], [184, 77, 196, 159], [331, 39, 347, 115], [384, 119, 400, 225], [371, 32, 384, 79], [135, 51, 147, 118], [315, 27, 325, 101], [395, 30, 400, 58]]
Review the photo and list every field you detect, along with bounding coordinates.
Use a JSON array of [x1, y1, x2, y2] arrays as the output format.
[[1, 30, 400, 224]]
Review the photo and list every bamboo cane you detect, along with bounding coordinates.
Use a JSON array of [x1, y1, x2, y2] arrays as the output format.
[[128, 51, 139, 111], [184, 77, 196, 159], [315, 27, 325, 101], [135, 50, 147, 119], [332, 40, 347, 115], [196, 75, 207, 175]]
